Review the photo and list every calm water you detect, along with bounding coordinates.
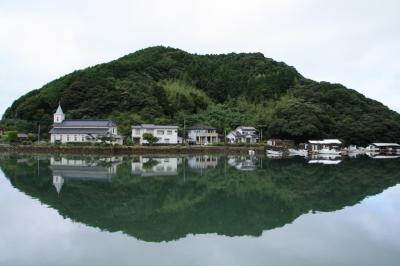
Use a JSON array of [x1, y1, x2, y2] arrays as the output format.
[[0, 154, 400, 266]]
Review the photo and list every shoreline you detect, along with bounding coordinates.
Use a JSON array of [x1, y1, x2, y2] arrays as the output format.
[[0, 144, 267, 156]]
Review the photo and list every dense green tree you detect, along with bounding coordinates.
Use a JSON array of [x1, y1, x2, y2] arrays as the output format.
[[142, 132, 159, 145]]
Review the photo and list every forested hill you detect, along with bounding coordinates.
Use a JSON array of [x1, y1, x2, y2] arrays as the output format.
[[3, 46, 400, 145]]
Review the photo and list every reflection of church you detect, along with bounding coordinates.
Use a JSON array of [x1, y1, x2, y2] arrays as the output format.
[[227, 156, 259, 171], [131, 156, 181, 176], [51, 157, 122, 194], [187, 155, 219, 170]]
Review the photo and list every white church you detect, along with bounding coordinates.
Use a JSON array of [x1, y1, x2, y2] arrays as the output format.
[[49, 104, 123, 145]]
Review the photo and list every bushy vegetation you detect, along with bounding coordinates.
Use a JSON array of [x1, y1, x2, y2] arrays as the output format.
[[3, 46, 400, 145]]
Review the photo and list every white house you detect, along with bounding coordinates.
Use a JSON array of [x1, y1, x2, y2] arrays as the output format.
[[131, 124, 178, 144], [49, 104, 123, 144], [227, 126, 259, 144], [187, 124, 219, 145]]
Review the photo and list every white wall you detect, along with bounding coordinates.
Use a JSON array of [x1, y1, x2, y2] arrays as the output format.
[[132, 127, 178, 144]]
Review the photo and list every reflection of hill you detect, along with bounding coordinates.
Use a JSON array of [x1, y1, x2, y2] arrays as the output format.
[[1, 155, 400, 242]]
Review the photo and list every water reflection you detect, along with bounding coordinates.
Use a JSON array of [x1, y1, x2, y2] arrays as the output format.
[[131, 156, 182, 176], [50, 157, 123, 194], [0, 154, 400, 243]]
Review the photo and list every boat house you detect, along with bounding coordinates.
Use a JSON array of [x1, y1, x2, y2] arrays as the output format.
[[366, 143, 400, 154], [307, 139, 343, 153], [49, 104, 122, 145]]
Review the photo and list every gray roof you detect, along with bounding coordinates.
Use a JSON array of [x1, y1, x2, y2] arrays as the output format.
[[371, 143, 400, 147], [188, 124, 216, 130], [54, 120, 116, 128], [50, 128, 110, 135], [237, 126, 257, 131], [132, 124, 178, 129]]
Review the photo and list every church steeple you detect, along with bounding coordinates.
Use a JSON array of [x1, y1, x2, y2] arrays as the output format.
[[54, 102, 65, 123]]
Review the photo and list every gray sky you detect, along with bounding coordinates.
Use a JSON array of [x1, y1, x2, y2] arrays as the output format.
[[1, 0, 399, 117]]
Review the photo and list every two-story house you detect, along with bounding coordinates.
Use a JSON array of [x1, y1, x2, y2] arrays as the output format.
[[131, 124, 179, 144], [187, 124, 219, 145]]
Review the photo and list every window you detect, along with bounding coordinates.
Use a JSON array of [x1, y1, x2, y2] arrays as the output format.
[[135, 129, 140, 135], [67, 135, 70, 141], [167, 130, 172, 135], [74, 135, 78, 141], [157, 130, 164, 135], [165, 138, 170, 143]]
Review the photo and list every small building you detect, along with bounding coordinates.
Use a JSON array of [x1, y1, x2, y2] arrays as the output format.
[[366, 143, 400, 154], [49, 104, 122, 145], [131, 124, 179, 145], [307, 139, 343, 153], [17, 133, 29, 140], [227, 126, 259, 144], [187, 124, 219, 145]]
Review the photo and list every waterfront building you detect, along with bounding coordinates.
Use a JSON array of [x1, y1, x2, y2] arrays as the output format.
[[365, 143, 400, 154], [307, 139, 343, 153], [49, 104, 122, 144], [187, 124, 219, 145], [227, 126, 259, 144], [131, 124, 179, 145]]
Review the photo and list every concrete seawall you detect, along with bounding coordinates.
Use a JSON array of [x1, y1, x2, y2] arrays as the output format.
[[0, 144, 267, 156]]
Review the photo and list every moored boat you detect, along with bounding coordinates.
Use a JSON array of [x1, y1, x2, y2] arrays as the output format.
[[288, 149, 308, 156]]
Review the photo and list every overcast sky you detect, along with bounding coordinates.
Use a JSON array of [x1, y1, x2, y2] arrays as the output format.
[[1, 0, 399, 117]]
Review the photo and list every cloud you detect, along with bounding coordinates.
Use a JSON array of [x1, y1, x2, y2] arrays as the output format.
[[0, 0, 399, 117]]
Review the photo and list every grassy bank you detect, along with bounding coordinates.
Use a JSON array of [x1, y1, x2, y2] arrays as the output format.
[[0, 144, 267, 156]]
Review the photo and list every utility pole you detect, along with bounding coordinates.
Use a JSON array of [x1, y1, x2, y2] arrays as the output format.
[[37, 124, 41, 144], [183, 118, 186, 145], [224, 129, 226, 144]]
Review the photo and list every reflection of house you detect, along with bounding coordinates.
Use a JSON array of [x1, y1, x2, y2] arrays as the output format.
[[187, 155, 219, 170], [187, 124, 219, 145], [365, 143, 400, 154], [131, 156, 180, 176], [50, 157, 122, 194], [50, 104, 122, 144], [307, 139, 342, 153], [131, 124, 179, 145], [227, 127, 258, 144], [227, 156, 258, 171]]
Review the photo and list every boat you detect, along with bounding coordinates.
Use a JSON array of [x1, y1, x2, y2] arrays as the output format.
[[318, 148, 341, 155], [313, 154, 341, 160], [266, 149, 283, 157], [288, 148, 308, 156], [372, 155, 400, 159], [308, 160, 342, 165]]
